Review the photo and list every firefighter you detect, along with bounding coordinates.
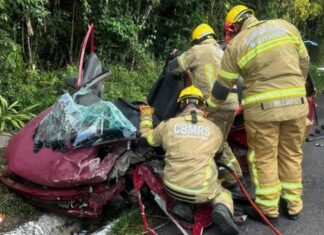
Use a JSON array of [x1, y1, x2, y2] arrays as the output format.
[[207, 5, 309, 223], [139, 85, 239, 235], [167, 23, 243, 193]]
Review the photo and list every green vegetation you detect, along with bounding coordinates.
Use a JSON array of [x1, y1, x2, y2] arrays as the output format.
[[110, 206, 169, 235], [311, 65, 324, 94], [110, 209, 145, 235], [0, 183, 41, 221], [0, 0, 323, 232], [0, 0, 323, 132], [105, 62, 163, 102], [0, 95, 38, 131]]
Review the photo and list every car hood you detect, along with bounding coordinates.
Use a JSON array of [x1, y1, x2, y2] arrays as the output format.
[[5, 109, 119, 188]]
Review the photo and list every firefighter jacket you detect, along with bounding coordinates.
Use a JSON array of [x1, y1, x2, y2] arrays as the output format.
[[214, 16, 310, 122], [169, 39, 238, 111], [140, 107, 223, 202]]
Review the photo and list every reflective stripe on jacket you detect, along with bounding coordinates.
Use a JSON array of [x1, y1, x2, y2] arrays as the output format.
[[171, 39, 238, 110], [141, 108, 223, 199], [218, 16, 309, 122]]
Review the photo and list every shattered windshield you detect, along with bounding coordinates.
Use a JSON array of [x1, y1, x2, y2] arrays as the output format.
[[33, 88, 137, 152]]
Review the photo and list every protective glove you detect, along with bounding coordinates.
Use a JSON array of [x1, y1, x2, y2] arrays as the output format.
[[139, 105, 154, 138], [139, 105, 154, 117]]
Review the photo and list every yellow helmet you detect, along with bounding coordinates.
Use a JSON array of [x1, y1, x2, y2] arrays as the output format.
[[225, 5, 254, 24], [191, 23, 215, 42], [178, 85, 204, 107]]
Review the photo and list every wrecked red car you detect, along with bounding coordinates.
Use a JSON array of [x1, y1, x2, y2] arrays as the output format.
[[0, 24, 316, 226]]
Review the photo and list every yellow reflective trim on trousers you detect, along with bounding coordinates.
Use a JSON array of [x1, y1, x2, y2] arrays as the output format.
[[226, 157, 238, 168], [255, 197, 279, 207], [247, 150, 259, 187], [164, 178, 209, 195], [219, 69, 240, 80], [281, 194, 301, 203], [255, 183, 282, 196], [243, 87, 306, 106], [281, 181, 303, 190], [226, 162, 233, 168], [205, 64, 215, 91], [238, 36, 300, 69], [178, 54, 186, 71], [228, 154, 238, 162]]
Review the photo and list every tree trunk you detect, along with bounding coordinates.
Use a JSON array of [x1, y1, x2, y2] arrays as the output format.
[[69, 0, 76, 64], [25, 16, 34, 66], [256, 0, 262, 11]]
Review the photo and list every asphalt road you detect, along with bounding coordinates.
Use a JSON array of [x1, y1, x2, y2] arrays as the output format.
[[157, 95, 324, 235]]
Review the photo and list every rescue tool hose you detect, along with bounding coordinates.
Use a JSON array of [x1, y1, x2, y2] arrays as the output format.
[[217, 163, 282, 235]]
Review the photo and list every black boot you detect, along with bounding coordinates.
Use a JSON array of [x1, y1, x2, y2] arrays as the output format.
[[212, 204, 239, 235], [286, 213, 301, 220], [280, 199, 301, 220], [172, 201, 194, 223], [226, 183, 247, 201], [244, 206, 279, 225]]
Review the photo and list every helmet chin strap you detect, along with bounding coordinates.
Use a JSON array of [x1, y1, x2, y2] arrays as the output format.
[[224, 23, 238, 44]]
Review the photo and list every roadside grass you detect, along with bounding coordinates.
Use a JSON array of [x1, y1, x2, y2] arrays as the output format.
[[0, 183, 41, 220], [110, 208, 145, 235], [109, 198, 169, 235], [311, 65, 324, 94], [0, 149, 41, 232]]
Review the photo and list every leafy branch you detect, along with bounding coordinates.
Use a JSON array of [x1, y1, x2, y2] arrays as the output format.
[[0, 95, 38, 132]]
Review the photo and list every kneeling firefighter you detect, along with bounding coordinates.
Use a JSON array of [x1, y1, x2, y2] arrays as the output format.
[[139, 85, 239, 235], [167, 23, 243, 193]]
